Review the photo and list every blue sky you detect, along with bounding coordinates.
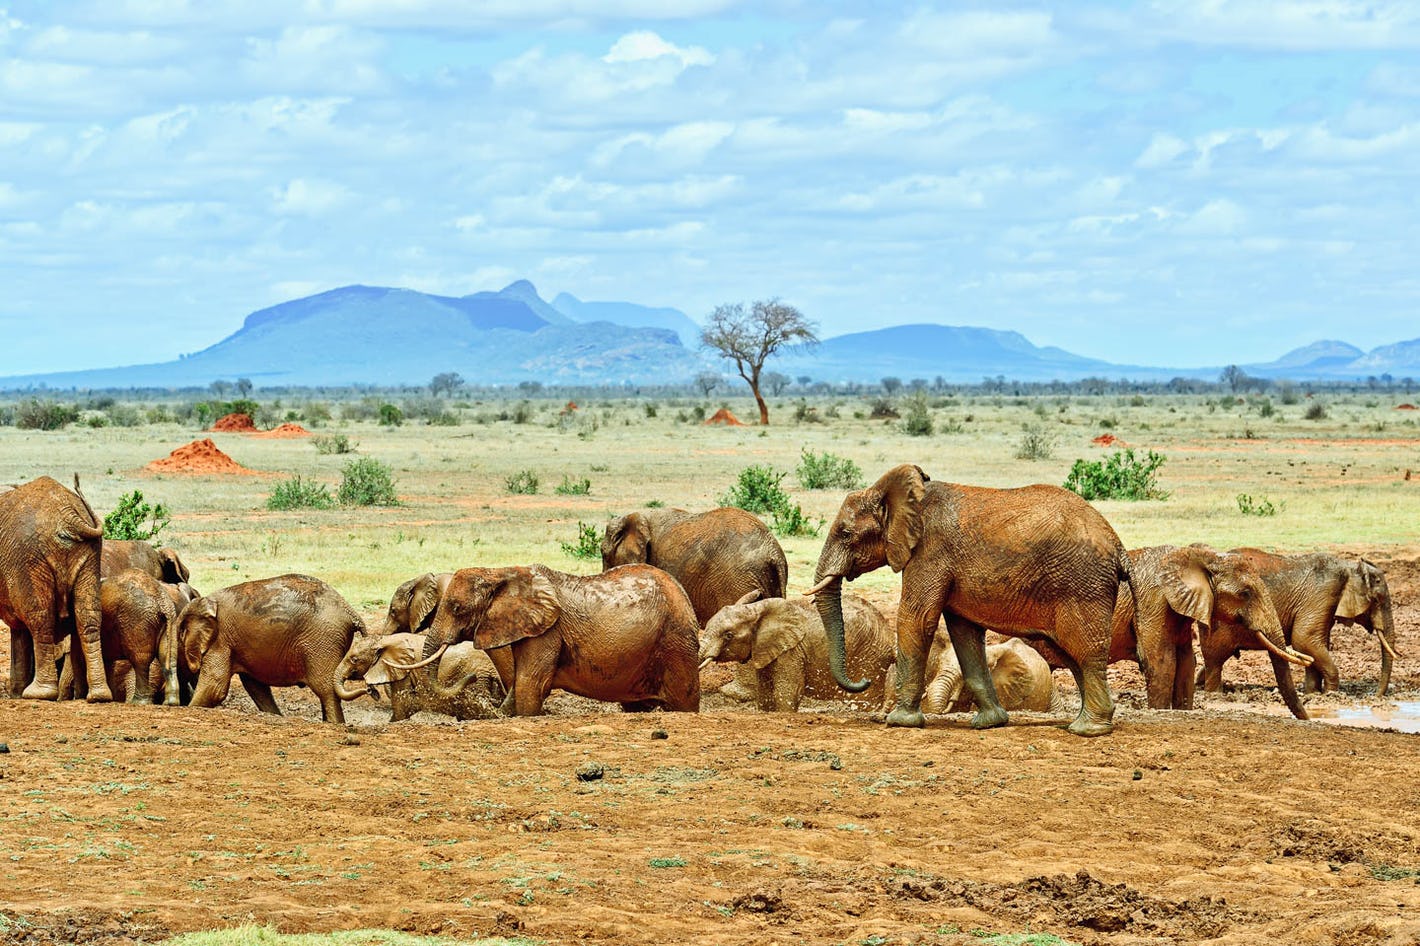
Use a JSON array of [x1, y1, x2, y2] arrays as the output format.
[[3, 1, 1418, 375]]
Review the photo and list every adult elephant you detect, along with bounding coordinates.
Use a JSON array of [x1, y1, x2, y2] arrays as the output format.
[[1107, 545, 1311, 717], [101, 539, 190, 584], [809, 464, 1131, 736], [891, 634, 1065, 715], [333, 633, 506, 721], [1, 476, 111, 701], [698, 591, 894, 711], [601, 507, 788, 624], [1204, 549, 1397, 696], [397, 564, 699, 716], [61, 569, 181, 705], [376, 572, 451, 637], [178, 574, 364, 723]]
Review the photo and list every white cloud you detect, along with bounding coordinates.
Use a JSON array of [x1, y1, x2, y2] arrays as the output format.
[[603, 30, 713, 68], [1144, 0, 1420, 50], [1177, 198, 1248, 235], [1136, 133, 1188, 167], [271, 178, 351, 216]]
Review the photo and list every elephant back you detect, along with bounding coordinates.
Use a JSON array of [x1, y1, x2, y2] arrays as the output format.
[[649, 508, 789, 624]]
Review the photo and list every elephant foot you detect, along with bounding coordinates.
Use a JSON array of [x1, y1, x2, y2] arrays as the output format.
[[1066, 716, 1114, 737], [970, 705, 1009, 730], [85, 685, 114, 703], [21, 681, 61, 701], [885, 707, 925, 728]]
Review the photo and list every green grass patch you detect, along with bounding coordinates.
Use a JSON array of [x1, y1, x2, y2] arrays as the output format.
[[505, 470, 539, 495], [553, 475, 591, 496]]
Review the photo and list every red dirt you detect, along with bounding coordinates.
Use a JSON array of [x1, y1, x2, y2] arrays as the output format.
[[705, 407, 746, 426], [1091, 433, 1122, 446], [141, 438, 260, 475], [209, 412, 258, 432], [1, 557, 1416, 946], [1396, 403, 1417, 410], [252, 423, 312, 438]]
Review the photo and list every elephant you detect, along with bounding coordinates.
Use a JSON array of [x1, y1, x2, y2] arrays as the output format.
[[399, 564, 700, 716], [1202, 549, 1398, 697], [601, 507, 789, 625], [333, 633, 506, 721], [889, 633, 1065, 715], [1, 475, 112, 702], [178, 573, 364, 723], [810, 464, 1132, 736], [60, 569, 181, 705], [698, 591, 894, 711], [376, 572, 451, 636], [101, 539, 190, 585], [1102, 545, 1310, 718]]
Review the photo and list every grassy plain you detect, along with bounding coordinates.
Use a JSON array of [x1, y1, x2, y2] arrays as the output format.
[[2, 390, 1418, 616]]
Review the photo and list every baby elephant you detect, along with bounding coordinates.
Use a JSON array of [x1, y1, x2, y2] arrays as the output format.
[[333, 633, 506, 721], [888, 633, 1064, 715], [178, 574, 364, 723], [700, 593, 894, 711]]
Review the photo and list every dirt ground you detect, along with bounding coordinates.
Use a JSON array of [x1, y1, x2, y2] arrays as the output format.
[[2, 553, 1419, 946]]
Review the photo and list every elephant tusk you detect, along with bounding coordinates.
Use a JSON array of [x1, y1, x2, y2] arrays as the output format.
[[386, 642, 448, 672], [1255, 631, 1311, 667], [1378, 631, 1401, 660], [698, 656, 714, 671], [802, 575, 838, 597]]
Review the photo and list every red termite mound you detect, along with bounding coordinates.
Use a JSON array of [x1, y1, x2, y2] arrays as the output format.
[[210, 412, 258, 432], [143, 439, 259, 475], [704, 408, 746, 426], [252, 423, 312, 438]]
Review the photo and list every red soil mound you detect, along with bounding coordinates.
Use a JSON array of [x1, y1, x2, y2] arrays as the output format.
[[210, 412, 258, 432], [253, 423, 312, 438], [1396, 403, 1417, 410], [1092, 433, 1122, 446], [143, 438, 259, 475], [704, 407, 745, 426]]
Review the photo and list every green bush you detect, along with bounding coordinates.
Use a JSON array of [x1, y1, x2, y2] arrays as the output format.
[[554, 476, 592, 496], [1237, 493, 1282, 517], [1015, 423, 1057, 460], [338, 458, 399, 506], [560, 521, 602, 560], [16, 399, 79, 430], [1063, 449, 1169, 501], [720, 464, 791, 514], [900, 393, 933, 436], [377, 403, 403, 427], [506, 470, 539, 495], [1304, 401, 1328, 420], [771, 502, 822, 538], [103, 490, 171, 542], [312, 433, 356, 455], [106, 404, 144, 427], [267, 476, 336, 510], [793, 399, 822, 424], [797, 449, 864, 490]]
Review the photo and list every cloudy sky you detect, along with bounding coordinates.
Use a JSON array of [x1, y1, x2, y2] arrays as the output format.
[[3, 2, 1418, 375]]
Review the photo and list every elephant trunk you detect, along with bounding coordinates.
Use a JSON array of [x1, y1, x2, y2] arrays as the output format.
[[160, 609, 180, 707], [1269, 651, 1307, 720], [811, 576, 871, 693], [1374, 600, 1398, 697], [922, 668, 960, 715], [335, 678, 369, 702]]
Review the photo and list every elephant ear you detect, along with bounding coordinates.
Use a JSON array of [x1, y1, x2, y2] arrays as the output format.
[[881, 464, 928, 572], [1160, 547, 1216, 626], [369, 636, 422, 686], [409, 574, 443, 633], [475, 570, 560, 650], [1337, 561, 1380, 620], [181, 597, 219, 673], [607, 513, 651, 563], [749, 602, 808, 671], [159, 548, 190, 584]]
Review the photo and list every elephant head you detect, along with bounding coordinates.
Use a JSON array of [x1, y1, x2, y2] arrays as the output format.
[[698, 591, 803, 670], [334, 633, 422, 701], [378, 573, 450, 638], [1161, 547, 1293, 655], [159, 548, 190, 585], [810, 464, 929, 693], [1337, 559, 1398, 696], [417, 567, 561, 664], [177, 596, 220, 677], [602, 513, 652, 569]]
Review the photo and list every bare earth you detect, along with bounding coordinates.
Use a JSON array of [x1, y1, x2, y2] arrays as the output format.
[[2, 554, 1419, 946]]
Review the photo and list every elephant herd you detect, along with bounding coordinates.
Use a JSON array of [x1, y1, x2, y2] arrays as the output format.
[[0, 467, 1400, 737]]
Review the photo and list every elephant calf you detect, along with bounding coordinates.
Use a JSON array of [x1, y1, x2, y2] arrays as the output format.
[[178, 574, 364, 723], [889, 632, 1065, 716], [700, 593, 894, 711], [334, 632, 506, 721]]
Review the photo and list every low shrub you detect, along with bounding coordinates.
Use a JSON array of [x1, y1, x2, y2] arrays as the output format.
[[1304, 401, 1328, 420], [771, 502, 822, 538], [312, 433, 356, 455], [554, 476, 592, 496], [267, 476, 336, 511], [560, 521, 602, 560], [1237, 493, 1282, 517], [1015, 423, 1057, 460], [103, 490, 171, 541], [900, 394, 933, 436], [797, 449, 864, 490], [16, 399, 79, 430], [377, 403, 404, 427], [1063, 449, 1169, 501], [506, 470, 539, 495], [720, 464, 791, 514], [338, 458, 399, 506]]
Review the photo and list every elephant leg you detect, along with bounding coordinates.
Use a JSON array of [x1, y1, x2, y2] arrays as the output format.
[[1293, 618, 1338, 693], [189, 651, 233, 708], [316, 686, 344, 725], [886, 599, 943, 728], [73, 602, 112, 705], [657, 639, 701, 713], [1173, 643, 1197, 710], [620, 699, 662, 712], [21, 614, 61, 701], [10, 625, 34, 697], [943, 616, 1008, 730], [239, 674, 282, 715], [1144, 645, 1176, 710], [510, 639, 557, 717], [57, 649, 76, 700]]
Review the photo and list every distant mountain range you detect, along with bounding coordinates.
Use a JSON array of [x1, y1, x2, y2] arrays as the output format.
[[4, 281, 1420, 389]]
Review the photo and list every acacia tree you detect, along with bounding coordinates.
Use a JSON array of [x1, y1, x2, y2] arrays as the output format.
[[700, 299, 818, 425]]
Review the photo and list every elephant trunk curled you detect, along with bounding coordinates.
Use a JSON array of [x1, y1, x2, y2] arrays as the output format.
[[811, 577, 871, 693]]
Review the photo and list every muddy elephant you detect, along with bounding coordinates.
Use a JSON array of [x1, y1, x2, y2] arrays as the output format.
[[61, 569, 182, 705], [178, 574, 364, 723], [699, 592, 894, 711], [401, 564, 700, 716], [1203, 549, 1398, 696], [376, 572, 451, 636], [810, 464, 1132, 736], [1, 475, 111, 701], [1103, 545, 1310, 718], [890, 633, 1065, 715], [101, 539, 190, 585], [334, 633, 506, 721], [602, 507, 788, 624]]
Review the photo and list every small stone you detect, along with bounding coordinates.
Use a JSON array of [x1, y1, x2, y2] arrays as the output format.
[[576, 762, 605, 782], [651, 729, 669, 740], [0, 743, 10, 753], [1132, 769, 1143, 781]]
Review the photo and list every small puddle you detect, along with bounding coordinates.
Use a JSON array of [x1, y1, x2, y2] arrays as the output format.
[[1307, 701, 1420, 734]]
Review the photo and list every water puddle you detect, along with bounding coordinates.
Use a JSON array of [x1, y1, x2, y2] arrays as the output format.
[[1306, 701, 1420, 734]]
